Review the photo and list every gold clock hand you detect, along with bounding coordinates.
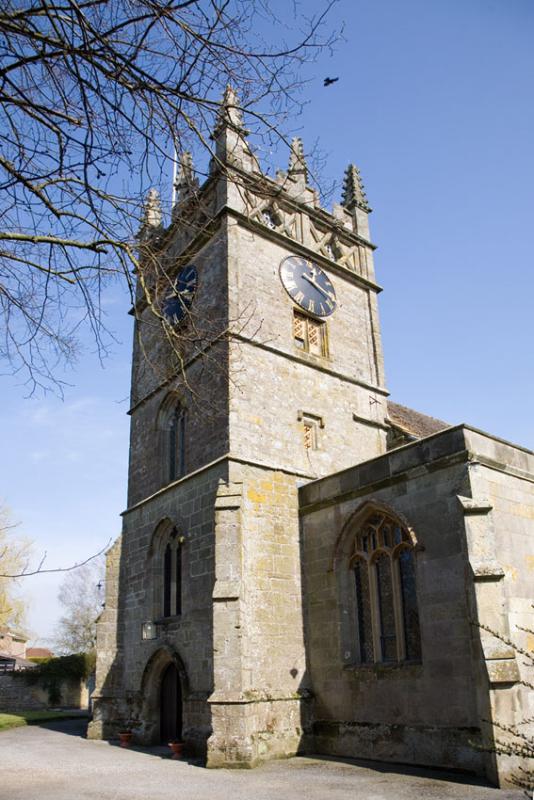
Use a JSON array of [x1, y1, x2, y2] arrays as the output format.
[[302, 272, 335, 301]]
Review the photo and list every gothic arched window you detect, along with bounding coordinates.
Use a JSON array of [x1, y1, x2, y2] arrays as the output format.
[[350, 511, 421, 664], [150, 520, 184, 621], [157, 395, 186, 485], [162, 528, 183, 618], [168, 403, 186, 482]]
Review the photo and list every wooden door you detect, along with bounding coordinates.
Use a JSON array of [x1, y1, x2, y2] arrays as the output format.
[[160, 662, 182, 742]]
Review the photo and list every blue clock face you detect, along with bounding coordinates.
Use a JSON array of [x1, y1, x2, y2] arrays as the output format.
[[279, 256, 337, 317], [162, 265, 198, 325]]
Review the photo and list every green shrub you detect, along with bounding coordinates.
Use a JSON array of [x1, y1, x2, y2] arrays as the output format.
[[17, 652, 94, 706]]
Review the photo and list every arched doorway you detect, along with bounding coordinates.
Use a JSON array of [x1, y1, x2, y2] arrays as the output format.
[[160, 662, 183, 743]]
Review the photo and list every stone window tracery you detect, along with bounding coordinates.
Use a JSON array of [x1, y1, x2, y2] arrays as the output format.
[[163, 528, 182, 618], [168, 403, 186, 482], [350, 511, 421, 664], [157, 394, 187, 486], [150, 520, 185, 622]]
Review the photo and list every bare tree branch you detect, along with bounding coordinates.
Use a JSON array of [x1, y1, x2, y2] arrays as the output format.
[[0, 539, 111, 578], [0, 0, 339, 395]]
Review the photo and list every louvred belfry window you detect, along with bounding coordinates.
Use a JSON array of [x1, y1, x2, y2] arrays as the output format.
[[307, 319, 322, 355], [300, 412, 323, 451], [293, 311, 327, 357], [293, 312, 306, 348], [351, 511, 422, 664], [303, 422, 315, 450]]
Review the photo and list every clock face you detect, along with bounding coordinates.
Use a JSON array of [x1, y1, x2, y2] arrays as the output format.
[[162, 265, 198, 325], [279, 256, 337, 317]]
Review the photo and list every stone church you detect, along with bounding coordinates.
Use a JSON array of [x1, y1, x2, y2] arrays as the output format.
[[88, 88, 533, 787]]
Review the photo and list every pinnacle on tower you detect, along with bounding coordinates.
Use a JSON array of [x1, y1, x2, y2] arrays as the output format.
[[287, 137, 308, 183], [210, 85, 259, 173], [212, 84, 248, 136], [174, 151, 198, 205], [342, 164, 371, 212], [140, 187, 162, 235]]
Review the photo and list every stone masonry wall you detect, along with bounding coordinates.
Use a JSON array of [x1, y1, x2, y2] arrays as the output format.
[[226, 211, 388, 480], [127, 343, 229, 508], [207, 460, 309, 767], [229, 342, 386, 480], [130, 216, 229, 406], [299, 425, 534, 786], [300, 429, 484, 775], [462, 428, 534, 786], [227, 217, 385, 392], [0, 674, 88, 712], [94, 460, 227, 748], [88, 537, 122, 739]]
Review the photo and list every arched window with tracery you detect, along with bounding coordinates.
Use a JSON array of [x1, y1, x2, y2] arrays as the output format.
[[168, 403, 186, 482], [350, 510, 421, 664], [162, 527, 182, 618], [157, 395, 186, 485], [150, 520, 184, 621]]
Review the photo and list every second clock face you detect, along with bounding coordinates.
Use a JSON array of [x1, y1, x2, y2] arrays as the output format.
[[161, 265, 198, 325], [280, 256, 337, 317]]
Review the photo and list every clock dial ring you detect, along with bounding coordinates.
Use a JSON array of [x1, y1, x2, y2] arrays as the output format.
[[161, 265, 198, 325], [279, 255, 337, 317]]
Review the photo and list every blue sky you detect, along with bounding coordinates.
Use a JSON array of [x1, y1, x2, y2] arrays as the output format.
[[1, 0, 533, 642]]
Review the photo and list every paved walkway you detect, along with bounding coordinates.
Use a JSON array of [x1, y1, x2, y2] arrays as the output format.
[[0, 719, 523, 800]]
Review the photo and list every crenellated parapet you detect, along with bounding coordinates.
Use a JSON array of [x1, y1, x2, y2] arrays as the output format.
[[139, 87, 377, 292]]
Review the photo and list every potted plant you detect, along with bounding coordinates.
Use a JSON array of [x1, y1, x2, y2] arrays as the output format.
[[168, 739, 185, 759], [118, 730, 133, 748], [119, 696, 141, 747]]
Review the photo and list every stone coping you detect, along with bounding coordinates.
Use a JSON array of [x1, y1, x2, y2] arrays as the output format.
[[299, 424, 534, 513]]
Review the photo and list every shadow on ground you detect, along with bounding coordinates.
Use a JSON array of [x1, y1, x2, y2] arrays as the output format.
[[38, 717, 203, 765], [35, 719, 504, 789], [38, 717, 89, 738], [300, 754, 493, 789]]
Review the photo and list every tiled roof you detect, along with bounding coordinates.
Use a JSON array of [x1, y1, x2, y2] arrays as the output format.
[[386, 401, 450, 439], [0, 652, 37, 669], [26, 647, 54, 659]]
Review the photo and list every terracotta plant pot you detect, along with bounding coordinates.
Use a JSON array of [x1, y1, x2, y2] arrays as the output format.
[[119, 731, 133, 748], [168, 740, 184, 759]]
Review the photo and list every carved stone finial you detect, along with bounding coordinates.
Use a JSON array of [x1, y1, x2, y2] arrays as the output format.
[[342, 164, 371, 212], [174, 151, 198, 204], [209, 85, 259, 173], [213, 84, 247, 136], [287, 137, 308, 183], [141, 188, 162, 231]]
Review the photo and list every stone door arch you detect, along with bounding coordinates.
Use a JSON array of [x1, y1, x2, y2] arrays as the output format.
[[140, 647, 189, 744], [160, 662, 182, 742]]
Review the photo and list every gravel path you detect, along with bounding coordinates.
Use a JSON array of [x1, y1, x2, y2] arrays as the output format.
[[0, 719, 523, 800]]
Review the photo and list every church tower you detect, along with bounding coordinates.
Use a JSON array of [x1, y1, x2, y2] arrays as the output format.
[[89, 88, 388, 766]]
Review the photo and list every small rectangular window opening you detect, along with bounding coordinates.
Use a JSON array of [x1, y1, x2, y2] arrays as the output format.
[[293, 311, 327, 357], [303, 421, 316, 450], [299, 411, 324, 451]]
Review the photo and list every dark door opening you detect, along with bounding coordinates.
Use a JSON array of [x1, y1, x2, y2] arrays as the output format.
[[160, 662, 182, 743]]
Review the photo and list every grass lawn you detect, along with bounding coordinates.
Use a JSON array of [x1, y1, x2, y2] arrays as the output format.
[[0, 710, 88, 731]]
